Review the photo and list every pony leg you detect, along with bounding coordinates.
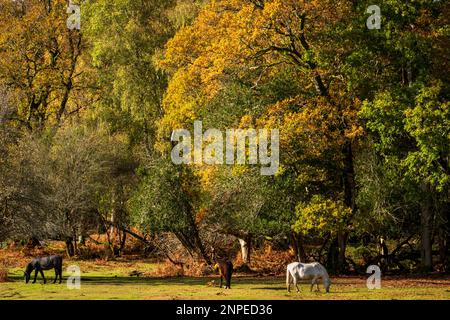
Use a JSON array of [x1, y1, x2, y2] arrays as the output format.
[[40, 270, 46, 284], [226, 273, 231, 289], [59, 267, 63, 284], [310, 276, 319, 292], [286, 269, 291, 292], [294, 277, 300, 293], [33, 270, 38, 283]]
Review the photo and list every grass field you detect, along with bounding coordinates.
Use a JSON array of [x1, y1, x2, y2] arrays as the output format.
[[1, 263, 450, 300]]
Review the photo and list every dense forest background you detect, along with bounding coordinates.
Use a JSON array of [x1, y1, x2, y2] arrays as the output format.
[[0, 0, 449, 275]]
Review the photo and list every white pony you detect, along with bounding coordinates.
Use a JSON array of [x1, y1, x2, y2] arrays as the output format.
[[286, 262, 331, 293]]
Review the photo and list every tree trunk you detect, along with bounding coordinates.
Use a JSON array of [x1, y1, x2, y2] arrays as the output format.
[[182, 198, 211, 265], [420, 183, 433, 272], [337, 231, 348, 273], [110, 207, 116, 236], [438, 197, 449, 271], [290, 232, 307, 262], [327, 237, 339, 274], [338, 140, 356, 273], [342, 141, 356, 211], [73, 235, 78, 255], [447, 228, 450, 271], [65, 237, 75, 257], [438, 228, 447, 270], [238, 235, 252, 265], [188, 221, 211, 265], [119, 230, 127, 255], [318, 233, 331, 264], [78, 235, 86, 246], [195, 233, 211, 265], [297, 233, 307, 262], [379, 237, 389, 272], [104, 225, 116, 257]]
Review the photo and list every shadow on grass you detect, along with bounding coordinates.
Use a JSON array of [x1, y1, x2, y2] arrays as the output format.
[[7, 274, 288, 288], [253, 287, 286, 291], [7, 274, 227, 286], [7, 274, 361, 293]]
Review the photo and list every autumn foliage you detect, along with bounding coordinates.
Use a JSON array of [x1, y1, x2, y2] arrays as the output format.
[[0, 0, 449, 274]]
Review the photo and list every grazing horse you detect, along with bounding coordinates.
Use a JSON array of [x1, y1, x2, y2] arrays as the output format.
[[286, 262, 331, 293], [214, 261, 233, 289], [24, 256, 63, 284]]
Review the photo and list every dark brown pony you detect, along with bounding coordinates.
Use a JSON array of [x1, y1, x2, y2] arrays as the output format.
[[214, 260, 233, 289]]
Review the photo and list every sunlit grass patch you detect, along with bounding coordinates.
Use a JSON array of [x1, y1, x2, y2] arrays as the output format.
[[1, 264, 449, 300]]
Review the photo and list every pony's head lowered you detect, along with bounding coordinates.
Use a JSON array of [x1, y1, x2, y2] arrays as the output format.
[[24, 263, 34, 283], [324, 277, 331, 293]]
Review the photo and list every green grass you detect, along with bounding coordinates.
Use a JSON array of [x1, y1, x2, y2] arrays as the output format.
[[1, 266, 449, 300]]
